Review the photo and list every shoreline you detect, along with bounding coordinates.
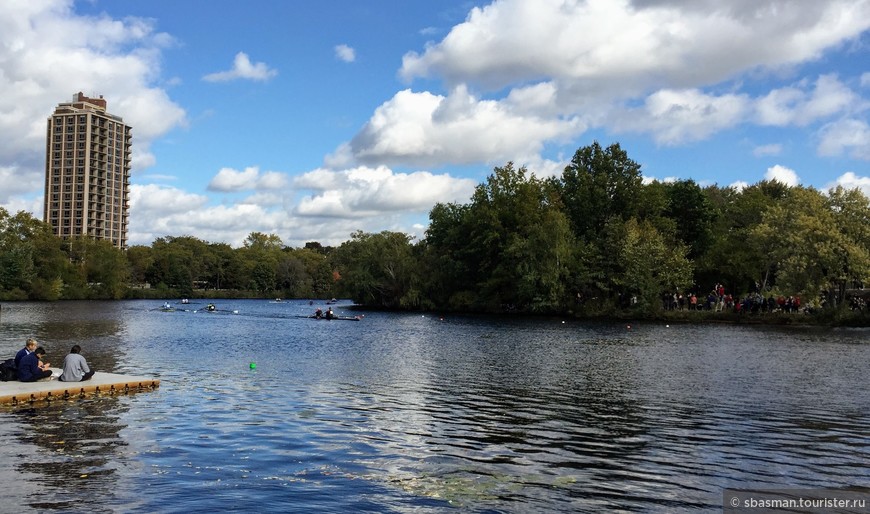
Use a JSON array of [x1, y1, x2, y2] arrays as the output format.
[[1, 298, 867, 328]]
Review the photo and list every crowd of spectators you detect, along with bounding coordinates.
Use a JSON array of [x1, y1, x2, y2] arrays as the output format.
[[662, 283, 868, 315], [662, 284, 806, 314]]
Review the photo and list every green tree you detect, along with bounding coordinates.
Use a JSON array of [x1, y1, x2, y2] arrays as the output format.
[[701, 182, 785, 295], [238, 232, 284, 293], [146, 236, 211, 294], [826, 186, 870, 304], [617, 218, 693, 312], [85, 239, 130, 299], [126, 245, 153, 286], [205, 242, 243, 290], [421, 201, 475, 309], [751, 186, 859, 303], [331, 230, 417, 308], [557, 141, 644, 240], [244, 232, 284, 251], [665, 179, 715, 260], [0, 209, 60, 298], [462, 162, 575, 312]]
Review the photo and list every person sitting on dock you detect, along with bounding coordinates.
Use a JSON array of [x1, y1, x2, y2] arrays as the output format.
[[35, 347, 51, 372], [18, 346, 53, 382], [58, 345, 95, 382], [14, 338, 37, 369]]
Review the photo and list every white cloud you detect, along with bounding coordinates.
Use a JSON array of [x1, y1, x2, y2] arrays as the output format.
[[294, 165, 476, 217], [614, 89, 749, 145], [753, 144, 782, 157], [817, 119, 870, 160], [755, 74, 860, 127], [127, 184, 282, 246], [202, 52, 278, 82], [344, 86, 583, 167], [384, 0, 870, 152], [334, 44, 356, 63], [764, 164, 800, 186], [124, 164, 475, 247], [0, 1, 186, 184], [208, 167, 258, 192], [825, 171, 870, 198], [861, 72, 870, 88], [207, 166, 289, 192], [400, 0, 870, 95], [730, 180, 750, 191], [0, 165, 43, 203], [129, 184, 209, 214]]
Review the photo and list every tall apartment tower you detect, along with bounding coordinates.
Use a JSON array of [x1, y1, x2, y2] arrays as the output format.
[[44, 92, 132, 249]]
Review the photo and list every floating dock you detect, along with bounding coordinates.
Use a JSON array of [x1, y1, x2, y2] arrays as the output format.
[[0, 369, 160, 406]]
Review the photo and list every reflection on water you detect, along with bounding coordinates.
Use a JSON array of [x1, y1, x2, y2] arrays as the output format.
[[0, 301, 868, 512], [0, 301, 125, 374]]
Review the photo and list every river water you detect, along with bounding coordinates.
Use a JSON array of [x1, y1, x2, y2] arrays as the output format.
[[0, 300, 867, 512]]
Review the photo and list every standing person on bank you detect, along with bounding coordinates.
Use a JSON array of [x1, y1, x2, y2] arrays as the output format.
[[59, 345, 95, 382], [18, 345, 53, 382]]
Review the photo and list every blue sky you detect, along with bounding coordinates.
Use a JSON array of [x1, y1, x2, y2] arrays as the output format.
[[1, 0, 869, 247]]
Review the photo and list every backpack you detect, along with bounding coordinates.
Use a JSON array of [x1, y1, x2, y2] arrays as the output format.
[[0, 358, 17, 381]]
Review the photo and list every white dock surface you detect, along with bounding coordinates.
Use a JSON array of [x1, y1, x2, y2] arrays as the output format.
[[0, 368, 160, 405]]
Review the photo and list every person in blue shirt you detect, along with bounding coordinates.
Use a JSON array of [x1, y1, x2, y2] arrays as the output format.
[[18, 346, 52, 382], [14, 338, 37, 369]]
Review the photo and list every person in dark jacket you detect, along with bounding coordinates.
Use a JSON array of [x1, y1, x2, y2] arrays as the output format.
[[14, 338, 37, 368], [18, 347, 52, 382]]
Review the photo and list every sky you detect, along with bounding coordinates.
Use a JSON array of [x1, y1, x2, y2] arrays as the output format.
[[1, 0, 869, 248]]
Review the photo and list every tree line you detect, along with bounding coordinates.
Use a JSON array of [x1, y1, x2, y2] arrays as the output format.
[[2, 142, 868, 320]]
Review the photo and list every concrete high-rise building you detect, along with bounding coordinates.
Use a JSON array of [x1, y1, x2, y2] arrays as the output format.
[[44, 92, 132, 249]]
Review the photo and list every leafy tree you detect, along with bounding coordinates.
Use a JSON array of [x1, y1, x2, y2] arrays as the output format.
[[238, 232, 285, 292], [665, 179, 715, 259], [85, 239, 130, 299], [700, 182, 785, 295], [205, 242, 243, 290], [557, 141, 644, 240], [826, 186, 870, 303], [635, 179, 676, 237], [146, 236, 211, 293], [244, 232, 284, 251], [505, 204, 575, 311], [332, 230, 417, 308], [126, 245, 153, 286], [0, 208, 45, 295], [421, 201, 475, 309], [28, 220, 73, 300], [463, 162, 575, 311], [751, 186, 856, 302], [617, 218, 693, 312], [276, 247, 331, 298]]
